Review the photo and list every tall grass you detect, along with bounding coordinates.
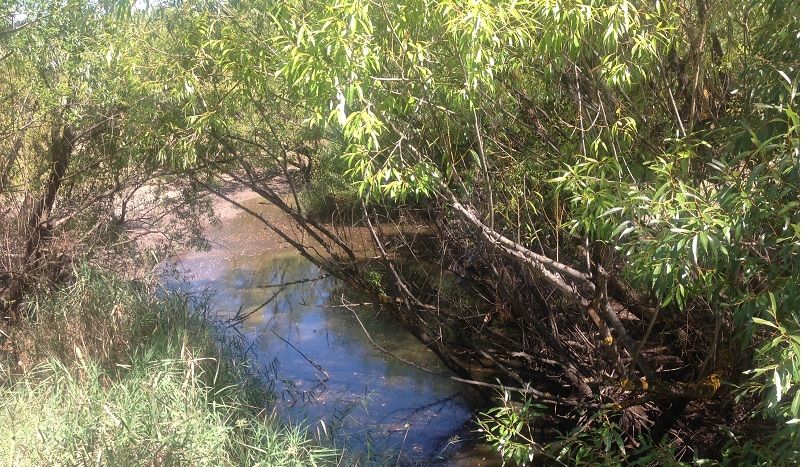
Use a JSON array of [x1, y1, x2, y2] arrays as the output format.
[[0, 264, 336, 466]]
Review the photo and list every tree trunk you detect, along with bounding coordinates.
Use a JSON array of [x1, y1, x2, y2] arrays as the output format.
[[0, 130, 24, 193], [1, 125, 74, 322]]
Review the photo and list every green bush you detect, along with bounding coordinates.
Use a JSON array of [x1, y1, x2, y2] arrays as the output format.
[[301, 148, 364, 222]]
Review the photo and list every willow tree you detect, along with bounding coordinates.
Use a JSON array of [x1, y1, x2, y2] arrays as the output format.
[[0, 1, 217, 319], [101, 0, 796, 462]]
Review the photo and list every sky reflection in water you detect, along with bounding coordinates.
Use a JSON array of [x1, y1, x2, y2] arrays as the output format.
[[166, 200, 477, 462]]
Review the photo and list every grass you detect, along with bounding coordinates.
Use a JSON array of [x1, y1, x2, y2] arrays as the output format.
[[0, 264, 336, 466]]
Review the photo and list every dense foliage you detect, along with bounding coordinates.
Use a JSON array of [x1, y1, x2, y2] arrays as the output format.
[[1, 0, 799, 464], [0, 1, 214, 320], [205, 0, 797, 463]]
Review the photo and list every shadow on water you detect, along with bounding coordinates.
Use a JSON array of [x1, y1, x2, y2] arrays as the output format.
[[163, 196, 499, 465]]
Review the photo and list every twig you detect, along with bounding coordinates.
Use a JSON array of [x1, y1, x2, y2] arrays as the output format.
[[266, 327, 330, 384], [257, 274, 331, 289], [340, 297, 607, 409]]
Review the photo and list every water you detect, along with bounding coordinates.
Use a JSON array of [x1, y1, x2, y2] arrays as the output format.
[[165, 195, 492, 464]]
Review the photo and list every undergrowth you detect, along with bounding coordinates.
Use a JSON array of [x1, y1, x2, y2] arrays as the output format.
[[0, 264, 336, 466]]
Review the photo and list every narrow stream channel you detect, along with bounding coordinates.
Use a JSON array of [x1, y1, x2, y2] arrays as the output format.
[[164, 194, 497, 465]]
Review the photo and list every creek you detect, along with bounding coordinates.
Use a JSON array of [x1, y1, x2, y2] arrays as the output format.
[[164, 193, 497, 465]]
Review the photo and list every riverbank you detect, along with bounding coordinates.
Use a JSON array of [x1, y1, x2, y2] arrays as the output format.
[[0, 264, 334, 466]]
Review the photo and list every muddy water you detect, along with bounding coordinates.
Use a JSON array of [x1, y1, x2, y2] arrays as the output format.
[[165, 194, 496, 464]]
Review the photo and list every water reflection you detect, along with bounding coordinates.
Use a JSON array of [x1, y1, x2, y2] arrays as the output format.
[[166, 197, 479, 463]]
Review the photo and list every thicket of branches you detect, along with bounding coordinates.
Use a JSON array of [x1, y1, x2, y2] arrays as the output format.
[[0, 2, 213, 320], [1, 0, 798, 464]]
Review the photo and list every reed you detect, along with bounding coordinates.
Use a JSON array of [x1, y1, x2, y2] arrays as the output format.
[[0, 264, 336, 466]]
